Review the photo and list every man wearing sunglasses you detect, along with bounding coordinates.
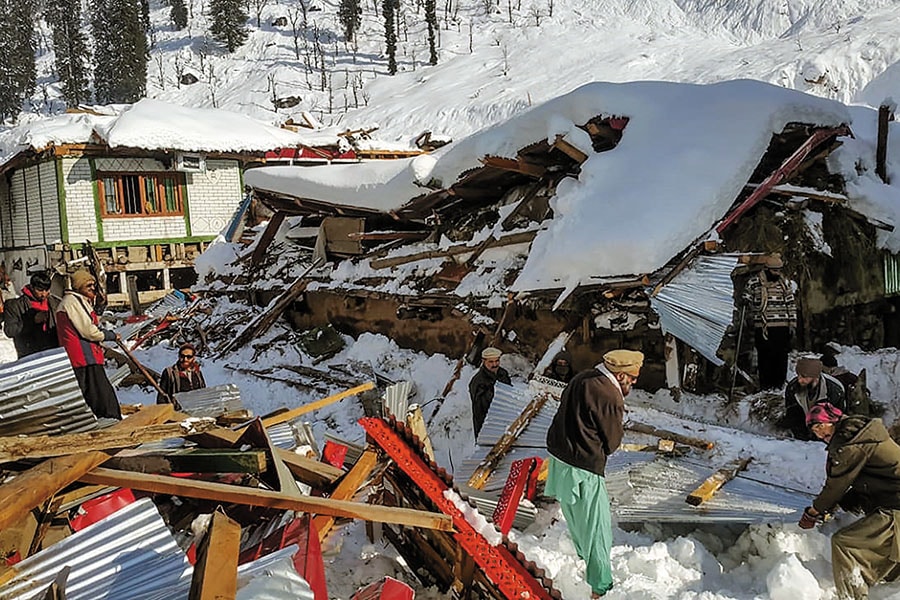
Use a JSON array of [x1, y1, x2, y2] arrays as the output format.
[[157, 342, 207, 404], [56, 269, 121, 419]]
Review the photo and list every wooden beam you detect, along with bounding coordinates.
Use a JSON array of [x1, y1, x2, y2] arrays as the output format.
[[479, 156, 546, 178], [551, 134, 588, 164], [249, 210, 286, 265], [0, 420, 216, 463], [313, 449, 380, 541], [106, 449, 267, 475], [0, 405, 174, 531], [405, 405, 435, 462], [80, 467, 453, 532], [625, 420, 715, 451], [186, 423, 343, 489], [257, 382, 376, 429], [744, 183, 848, 205], [369, 230, 537, 270], [685, 457, 752, 506], [189, 509, 240, 600], [877, 104, 893, 184]]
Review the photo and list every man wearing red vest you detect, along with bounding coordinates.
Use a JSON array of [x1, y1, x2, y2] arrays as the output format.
[[56, 269, 122, 419]]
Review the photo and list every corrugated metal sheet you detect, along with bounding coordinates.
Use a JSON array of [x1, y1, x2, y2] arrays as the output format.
[[608, 456, 811, 524], [650, 253, 742, 367], [144, 290, 194, 320], [382, 380, 413, 420], [323, 431, 364, 465], [175, 383, 244, 418], [234, 546, 316, 600], [885, 253, 900, 296], [465, 489, 538, 531], [475, 382, 557, 448], [0, 347, 98, 436], [108, 362, 132, 388], [0, 498, 192, 600]]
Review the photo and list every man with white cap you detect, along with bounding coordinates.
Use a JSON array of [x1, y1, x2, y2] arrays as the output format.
[[545, 348, 644, 598], [784, 356, 845, 440], [468, 346, 512, 437]]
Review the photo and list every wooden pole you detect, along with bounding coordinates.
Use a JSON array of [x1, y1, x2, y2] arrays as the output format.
[[114, 339, 173, 405], [625, 420, 715, 451], [685, 457, 752, 506], [0, 405, 174, 531], [877, 103, 893, 184], [257, 381, 376, 429]]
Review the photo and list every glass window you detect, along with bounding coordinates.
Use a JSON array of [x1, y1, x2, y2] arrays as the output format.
[[98, 172, 185, 217]]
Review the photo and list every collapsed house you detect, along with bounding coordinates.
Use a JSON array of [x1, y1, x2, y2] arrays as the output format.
[[227, 79, 900, 395]]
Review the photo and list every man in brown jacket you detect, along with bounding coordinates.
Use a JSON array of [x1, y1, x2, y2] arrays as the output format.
[[799, 403, 900, 599], [545, 348, 644, 598]]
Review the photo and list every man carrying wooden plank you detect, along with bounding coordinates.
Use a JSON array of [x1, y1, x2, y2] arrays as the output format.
[[544, 349, 643, 599]]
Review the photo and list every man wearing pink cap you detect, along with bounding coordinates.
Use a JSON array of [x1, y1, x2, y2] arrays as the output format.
[[800, 403, 900, 599]]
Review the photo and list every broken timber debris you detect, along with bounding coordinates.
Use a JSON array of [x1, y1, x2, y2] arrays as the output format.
[[685, 456, 753, 506], [189, 508, 241, 600], [0, 419, 216, 463], [624, 420, 715, 451]]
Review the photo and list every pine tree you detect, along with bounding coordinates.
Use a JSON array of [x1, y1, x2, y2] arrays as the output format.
[[338, 0, 361, 43], [170, 0, 188, 29], [209, 0, 248, 53], [0, 0, 37, 121], [47, 0, 90, 108], [425, 0, 437, 65], [91, 0, 148, 104], [382, 0, 397, 75]]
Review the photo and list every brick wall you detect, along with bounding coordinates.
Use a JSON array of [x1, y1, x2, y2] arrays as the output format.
[[63, 157, 99, 241], [186, 159, 243, 236]]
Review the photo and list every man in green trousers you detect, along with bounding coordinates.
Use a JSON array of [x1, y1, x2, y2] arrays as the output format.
[[545, 348, 643, 598]]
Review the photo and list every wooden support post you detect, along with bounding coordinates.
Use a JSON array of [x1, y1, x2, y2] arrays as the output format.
[[189, 509, 240, 600], [685, 457, 752, 506], [250, 211, 287, 265], [127, 274, 142, 316], [313, 449, 380, 541], [0, 405, 174, 531], [80, 467, 453, 531], [625, 420, 715, 451], [877, 104, 893, 184]]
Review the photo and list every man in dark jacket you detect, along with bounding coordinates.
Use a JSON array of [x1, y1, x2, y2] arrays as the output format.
[[2, 271, 57, 358], [543, 350, 575, 383], [545, 348, 643, 598], [799, 403, 900, 599], [157, 342, 207, 404], [784, 357, 845, 440], [742, 256, 797, 389], [468, 346, 512, 437]]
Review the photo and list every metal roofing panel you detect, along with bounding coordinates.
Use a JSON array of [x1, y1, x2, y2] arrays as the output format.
[[175, 383, 244, 418], [650, 253, 742, 367], [475, 382, 557, 448], [0, 498, 192, 600], [0, 347, 98, 436], [382, 380, 413, 420]]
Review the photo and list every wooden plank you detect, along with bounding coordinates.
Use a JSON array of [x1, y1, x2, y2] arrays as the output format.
[[551, 134, 588, 164], [877, 104, 892, 184], [257, 382, 376, 429], [189, 509, 240, 600], [479, 156, 546, 178], [250, 210, 286, 265], [314, 449, 380, 541], [106, 449, 267, 474], [625, 420, 715, 451], [369, 230, 536, 270], [685, 457, 752, 506], [0, 405, 174, 531], [0, 420, 216, 463], [188, 425, 343, 489], [467, 392, 552, 489], [80, 467, 453, 531]]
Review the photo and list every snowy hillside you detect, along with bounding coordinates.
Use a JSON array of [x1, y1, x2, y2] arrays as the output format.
[[18, 0, 900, 144]]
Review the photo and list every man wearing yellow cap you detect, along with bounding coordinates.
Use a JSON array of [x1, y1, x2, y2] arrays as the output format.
[[545, 348, 644, 598]]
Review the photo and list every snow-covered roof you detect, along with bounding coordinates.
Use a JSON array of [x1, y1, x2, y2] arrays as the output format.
[[0, 99, 340, 169], [244, 79, 857, 293]]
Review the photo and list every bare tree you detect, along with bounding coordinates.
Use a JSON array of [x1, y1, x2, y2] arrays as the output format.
[[249, 0, 268, 27], [528, 4, 541, 26], [154, 50, 166, 89]]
